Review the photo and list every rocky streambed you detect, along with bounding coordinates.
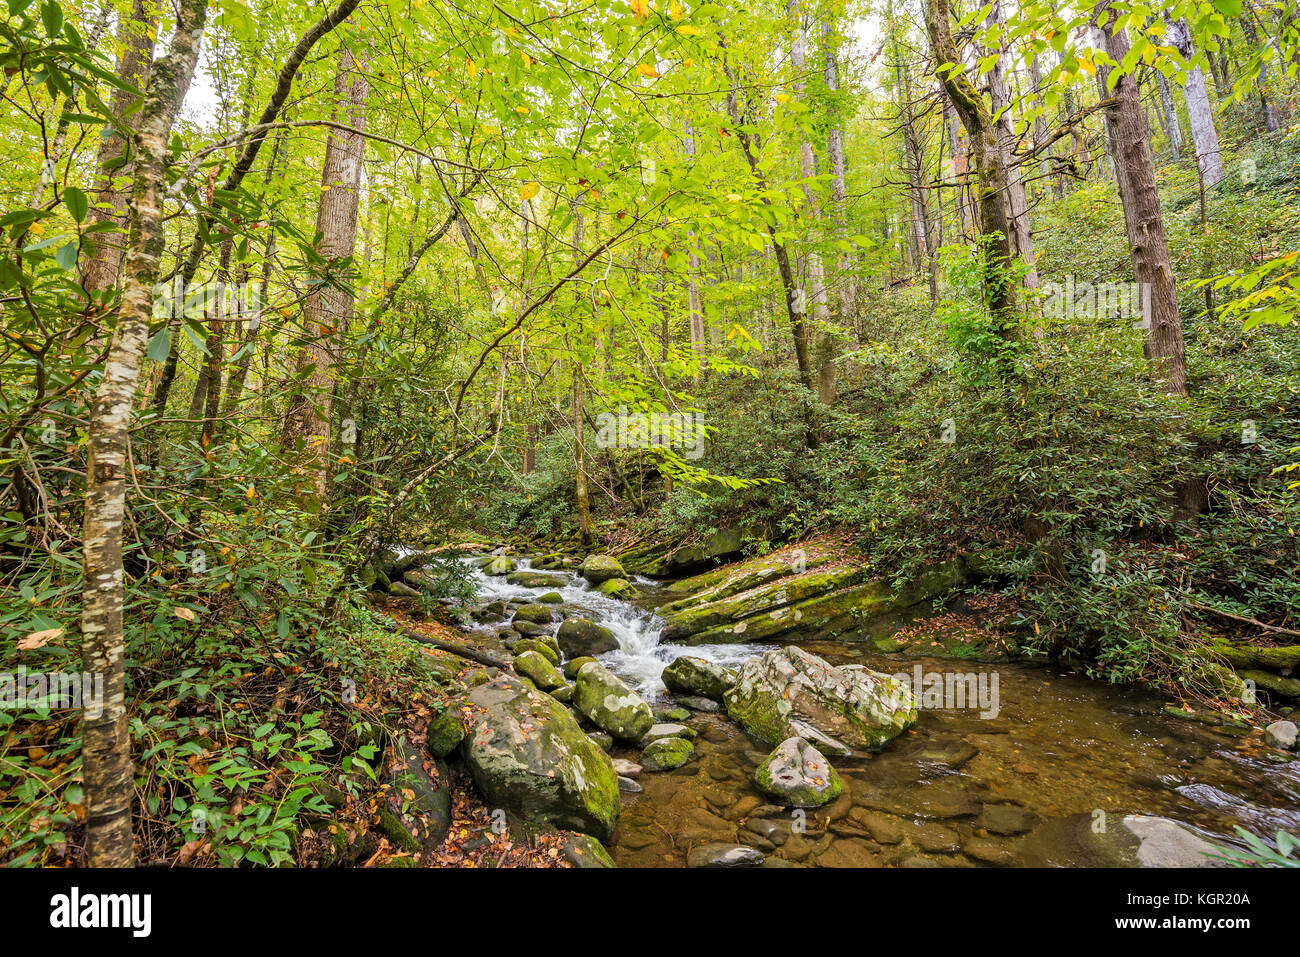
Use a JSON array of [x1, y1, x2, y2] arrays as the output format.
[[389, 544, 1300, 868]]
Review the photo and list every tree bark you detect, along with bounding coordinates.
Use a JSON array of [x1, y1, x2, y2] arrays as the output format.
[[81, 0, 157, 299], [1098, 3, 1188, 396], [923, 0, 1018, 341], [280, 46, 369, 500], [80, 0, 210, 868], [1166, 17, 1225, 187]]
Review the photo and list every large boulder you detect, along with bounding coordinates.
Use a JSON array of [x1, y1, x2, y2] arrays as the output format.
[[460, 674, 620, 838], [573, 661, 654, 741], [662, 656, 735, 702], [754, 736, 843, 808], [579, 554, 627, 585], [724, 646, 916, 753], [557, 618, 620, 657]]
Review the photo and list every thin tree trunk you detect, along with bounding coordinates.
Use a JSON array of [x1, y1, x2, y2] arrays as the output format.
[[791, 0, 835, 406], [821, 16, 859, 339], [924, 0, 1018, 344], [80, 0, 209, 868], [1166, 17, 1225, 187], [986, 0, 1038, 291], [81, 0, 158, 298], [280, 46, 369, 499], [151, 0, 362, 415], [1098, 3, 1188, 396]]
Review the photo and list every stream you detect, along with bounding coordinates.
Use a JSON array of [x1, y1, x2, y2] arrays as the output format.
[[448, 555, 1300, 867]]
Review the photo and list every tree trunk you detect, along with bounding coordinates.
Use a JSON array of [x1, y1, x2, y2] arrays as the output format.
[[986, 0, 1039, 291], [790, 0, 835, 406], [81, 0, 157, 299], [821, 17, 859, 339], [1098, 3, 1188, 396], [683, 123, 706, 357], [923, 0, 1018, 342], [280, 46, 369, 500], [1166, 17, 1225, 187], [80, 0, 209, 868]]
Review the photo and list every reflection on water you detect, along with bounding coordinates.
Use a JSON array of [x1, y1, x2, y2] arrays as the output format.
[[442, 554, 1299, 867]]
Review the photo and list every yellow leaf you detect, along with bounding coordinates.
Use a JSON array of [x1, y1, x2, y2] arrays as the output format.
[[774, 92, 789, 103], [515, 105, 530, 114], [675, 24, 699, 35], [629, 0, 650, 20], [466, 58, 477, 77], [519, 181, 540, 201], [669, 0, 683, 19], [726, 193, 742, 202], [636, 63, 660, 79], [175, 607, 197, 622]]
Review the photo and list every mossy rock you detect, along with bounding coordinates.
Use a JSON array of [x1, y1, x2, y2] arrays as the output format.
[[514, 650, 567, 692], [753, 736, 843, 808], [461, 674, 620, 839], [482, 555, 516, 576], [426, 707, 465, 758], [379, 737, 452, 854], [662, 656, 735, 701], [506, 570, 567, 588], [724, 646, 916, 753], [563, 655, 598, 679], [594, 578, 637, 599], [537, 591, 565, 604], [562, 833, 617, 868], [557, 618, 620, 657], [579, 554, 627, 585], [641, 736, 695, 771], [511, 638, 560, 666], [513, 603, 556, 625], [573, 661, 654, 741]]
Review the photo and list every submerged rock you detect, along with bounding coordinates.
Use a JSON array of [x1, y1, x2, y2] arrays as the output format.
[[460, 674, 620, 839], [579, 554, 627, 585], [686, 843, 764, 867], [724, 646, 917, 753], [572, 661, 654, 741], [557, 618, 620, 657], [641, 736, 695, 771], [754, 736, 843, 808], [662, 656, 736, 702]]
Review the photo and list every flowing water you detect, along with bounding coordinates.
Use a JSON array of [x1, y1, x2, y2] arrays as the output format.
[[446, 555, 1300, 867]]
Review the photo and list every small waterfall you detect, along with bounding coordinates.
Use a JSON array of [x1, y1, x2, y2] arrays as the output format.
[[452, 555, 761, 695]]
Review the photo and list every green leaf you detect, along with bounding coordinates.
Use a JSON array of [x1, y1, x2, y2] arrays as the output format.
[[40, 0, 62, 37], [145, 328, 171, 362], [64, 186, 87, 223], [55, 243, 77, 270]]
